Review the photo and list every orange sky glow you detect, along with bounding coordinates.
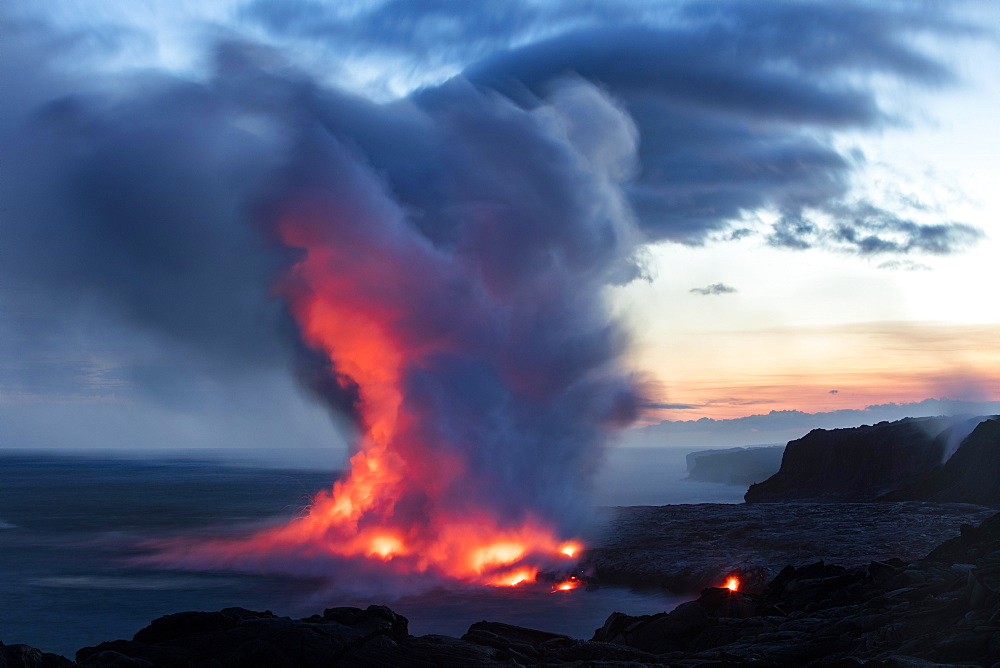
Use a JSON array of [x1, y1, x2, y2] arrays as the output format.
[[629, 321, 1000, 423]]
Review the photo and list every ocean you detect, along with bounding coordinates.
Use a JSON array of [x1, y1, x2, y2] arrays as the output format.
[[0, 446, 743, 657]]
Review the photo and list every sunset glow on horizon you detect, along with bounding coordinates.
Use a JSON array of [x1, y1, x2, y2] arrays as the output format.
[[617, 237, 1000, 423]]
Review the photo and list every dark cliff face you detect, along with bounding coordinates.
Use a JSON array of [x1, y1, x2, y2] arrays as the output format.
[[882, 418, 1000, 505], [685, 445, 784, 486], [744, 415, 988, 504]]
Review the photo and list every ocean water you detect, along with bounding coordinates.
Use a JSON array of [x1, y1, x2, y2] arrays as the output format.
[[0, 447, 739, 657]]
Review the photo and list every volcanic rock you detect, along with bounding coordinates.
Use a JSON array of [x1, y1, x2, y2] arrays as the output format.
[[580, 501, 994, 593], [590, 511, 1000, 665], [882, 417, 1000, 505], [67, 605, 660, 666], [685, 445, 784, 486], [72, 605, 430, 667], [461, 621, 661, 664], [0, 642, 73, 668], [744, 415, 985, 503]]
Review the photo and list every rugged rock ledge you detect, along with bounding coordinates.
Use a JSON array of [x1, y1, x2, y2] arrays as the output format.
[[745, 415, 997, 503], [5, 508, 1000, 666], [884, 418, 1000, 505]]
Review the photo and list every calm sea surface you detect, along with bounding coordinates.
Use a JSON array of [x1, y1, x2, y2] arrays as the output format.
[[0, 447, 741, 657]]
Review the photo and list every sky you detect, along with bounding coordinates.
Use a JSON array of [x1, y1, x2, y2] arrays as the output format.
[[1, 0, 999, 454]]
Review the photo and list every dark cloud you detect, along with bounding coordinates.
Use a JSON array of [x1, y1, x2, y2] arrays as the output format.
[[54, 0, 983, 255], [0, 62, 295, 404], [642, 402, 701, 410], [0, 24, 348, 421], [829, 390, 839, 394], [244, 0, 537, 52], [469, 26, 883, 125], [690, 283, 737, 296], [241, 0, 638, 74], [461, 1, 982, 248], [767, 202, 985, 255], [768, 211, 819, 250]]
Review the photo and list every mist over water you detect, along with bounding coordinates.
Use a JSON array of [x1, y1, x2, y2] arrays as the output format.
[[595, 446, 749, 506]]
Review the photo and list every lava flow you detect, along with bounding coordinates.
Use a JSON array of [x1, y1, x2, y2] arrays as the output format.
[[724, 576, 740, 592]]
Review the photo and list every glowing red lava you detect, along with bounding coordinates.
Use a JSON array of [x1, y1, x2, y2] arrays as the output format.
[[553, 576, 582, 592], [559, 542, 581, 559], [724, 576, 740, 592]]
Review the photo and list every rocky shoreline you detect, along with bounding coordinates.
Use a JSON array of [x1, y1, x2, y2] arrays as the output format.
[[4, 504, 999, 666]]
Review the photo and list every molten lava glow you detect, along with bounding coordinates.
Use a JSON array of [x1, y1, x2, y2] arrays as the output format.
[[207, 213, 584, 587], [559, 542, 580, 558], [488, 568, 538, 587], [367, 534, 405, 560], [553, 576, 581, 592], [725, 576, 740, 592]]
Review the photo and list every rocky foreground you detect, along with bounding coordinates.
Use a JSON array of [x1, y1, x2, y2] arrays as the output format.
[[4, 509, 1000, 666]]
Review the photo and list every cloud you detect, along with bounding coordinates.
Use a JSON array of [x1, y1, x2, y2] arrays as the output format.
[[877, 259, 932, 271], [767, 202, 986, 256], [0, 28, 304, 413], [630, 398, 1000, 448], [690, 283, 737, 296], [240, 1, 988, 273], [241, 0, 643, 83], [829, 390, 839, 394], [10, 1, 986, 258], [461, 1, 983, 251], [642, 402, 701, 410]]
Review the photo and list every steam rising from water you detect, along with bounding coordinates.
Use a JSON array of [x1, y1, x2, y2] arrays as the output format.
[[269, 74, 644, 521]]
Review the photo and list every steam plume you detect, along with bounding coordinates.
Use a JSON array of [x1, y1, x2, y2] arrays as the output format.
[[116, 52, 645, 586], [261, 71, 644, 530]]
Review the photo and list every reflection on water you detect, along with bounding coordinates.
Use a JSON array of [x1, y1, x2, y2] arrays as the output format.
[[0, 449, 734, 656]]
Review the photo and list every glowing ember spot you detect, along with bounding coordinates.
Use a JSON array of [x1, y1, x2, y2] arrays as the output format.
[[559, 542, 580, 558], [488, 568, 537, 587], [553, 577, 581, 592], [367, 535, 405, 560], [725, 576, 740, 592], [471, 542, 527, 572]]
